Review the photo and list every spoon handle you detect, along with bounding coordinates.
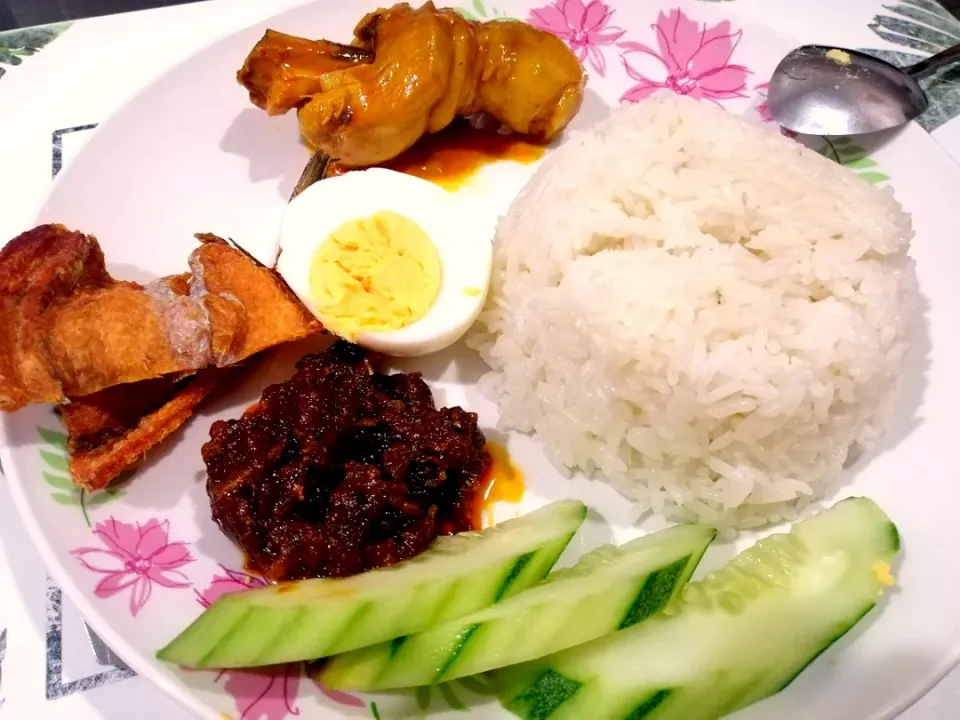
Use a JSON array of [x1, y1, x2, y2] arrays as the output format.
[[907, 43, 960, 81]]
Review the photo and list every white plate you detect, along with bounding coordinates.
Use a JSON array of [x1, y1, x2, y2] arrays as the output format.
[[2, 1, 959, 718]]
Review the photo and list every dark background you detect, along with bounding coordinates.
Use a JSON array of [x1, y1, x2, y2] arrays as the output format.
[[0, 0, 196, 29], [0, 0, 954, 32]]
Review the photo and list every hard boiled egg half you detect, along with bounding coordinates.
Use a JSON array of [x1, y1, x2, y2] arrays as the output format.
[[277, 168, 493, 357]]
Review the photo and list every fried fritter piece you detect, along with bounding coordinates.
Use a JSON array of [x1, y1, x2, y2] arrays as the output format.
[[0, 224, 112, 410], [59, 369, 228, 491], [238, 2, 585, 167], [190, 238, 321, 364], [0, 224, 320, 411]]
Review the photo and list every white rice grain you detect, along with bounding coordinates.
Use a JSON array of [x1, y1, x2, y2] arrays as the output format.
[[468, 93, 918, 531]]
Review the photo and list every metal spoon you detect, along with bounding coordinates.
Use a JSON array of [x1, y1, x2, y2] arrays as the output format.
[[767, 43, 960, 135]]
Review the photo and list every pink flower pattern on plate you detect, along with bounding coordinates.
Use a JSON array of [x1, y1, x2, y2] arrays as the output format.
[[528, 0, 625, 76], [69, 9, 759, 718], [71, 518, 192, 616], [619, 8, 750, 105], [197, 567, 364, 719], [753, 81, 797, 137], [754, 81, 774, 123]]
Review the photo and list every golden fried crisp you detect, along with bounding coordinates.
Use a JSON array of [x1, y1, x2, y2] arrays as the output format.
[[59, 369, 229, 491], [0, 224, 321, 411]]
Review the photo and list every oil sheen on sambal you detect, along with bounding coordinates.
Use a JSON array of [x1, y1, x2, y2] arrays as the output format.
[[203, 341, 490, 581]]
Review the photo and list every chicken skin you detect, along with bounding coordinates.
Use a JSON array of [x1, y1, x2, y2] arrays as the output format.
[[237, 30, 372, 115], [238, 2, 585, 167]]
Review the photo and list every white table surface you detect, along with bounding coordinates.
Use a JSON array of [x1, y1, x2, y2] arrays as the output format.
[[0, 0, 958, 717]]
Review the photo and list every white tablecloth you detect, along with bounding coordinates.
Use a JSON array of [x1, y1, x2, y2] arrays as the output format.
[[0, 0, 958, 716]]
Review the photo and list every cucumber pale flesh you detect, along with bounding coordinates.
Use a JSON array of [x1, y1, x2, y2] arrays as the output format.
[[320, 523, 716, 690], [158, 500, 587, 669], [496, 497, 900, 720]]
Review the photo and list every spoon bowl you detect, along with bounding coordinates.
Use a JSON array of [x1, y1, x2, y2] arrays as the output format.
[[768, 45, 928, 136]]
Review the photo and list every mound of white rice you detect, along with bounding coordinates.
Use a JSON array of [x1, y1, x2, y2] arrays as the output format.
[[468, 93, 918, 530]]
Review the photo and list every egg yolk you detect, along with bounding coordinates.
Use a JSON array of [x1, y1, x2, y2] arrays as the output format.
[[825, 48, 852, 65], [309, 211, 441, 339], [872, 561, 896, 587]]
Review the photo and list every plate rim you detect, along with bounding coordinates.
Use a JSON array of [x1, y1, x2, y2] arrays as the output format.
[[3, 0, 960, 718], [1, 442, 218, 719]]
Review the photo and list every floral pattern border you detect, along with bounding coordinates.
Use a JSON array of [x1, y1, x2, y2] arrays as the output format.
[[6, 1, 938, 718], [524, 2, 892, 181], [38, 422, 126, 526], [67, 518, 370, 720], [53, 4, 896, 718]]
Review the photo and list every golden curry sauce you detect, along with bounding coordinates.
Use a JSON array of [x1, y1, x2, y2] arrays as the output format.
[[476, 441, 527, 528], [328, 122, 546, 189]]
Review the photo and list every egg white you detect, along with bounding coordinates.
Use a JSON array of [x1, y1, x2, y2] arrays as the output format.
[[277, 168, 493, 357], [446, 156, 544, 224]]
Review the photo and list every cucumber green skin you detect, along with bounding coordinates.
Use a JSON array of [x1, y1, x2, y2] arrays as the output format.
[[496, 498, 900, 720], [320, 524, 716, 691], [500, 602, 876, 720], [158, 501, 586, 669]]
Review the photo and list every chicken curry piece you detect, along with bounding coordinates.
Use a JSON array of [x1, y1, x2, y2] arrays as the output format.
[[237, 2, 585, 167]]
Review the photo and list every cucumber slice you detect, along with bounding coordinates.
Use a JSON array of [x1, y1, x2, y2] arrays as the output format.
[[158, 499, 586, 669], [496, 497, 899, 720], [320, 523, 716, 690]]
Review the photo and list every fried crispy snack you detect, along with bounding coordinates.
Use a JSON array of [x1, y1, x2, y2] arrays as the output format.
[[238, 2, 585, 167], [58, 369, 229, 491], [0, 224, 320, 411]]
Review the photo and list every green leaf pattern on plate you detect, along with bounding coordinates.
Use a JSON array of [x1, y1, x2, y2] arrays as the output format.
[[2, 4, 947, 719], [455, 0, 515, 20], [37, 421, 126, 526], [816, 137, 891, 184], [415, 686, 431, 712], [862, 0, 960, 131], [0, 23, 71, 79], [37, 426, 68, 448], [38, 426, 87, 522], [42, 471, 75, 490], [50, 492, 82, 507], [39, 449, 70, 472], [455, 676, 498, 696], [399, 677, 499, 715], [438, 684, 468, 711]]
